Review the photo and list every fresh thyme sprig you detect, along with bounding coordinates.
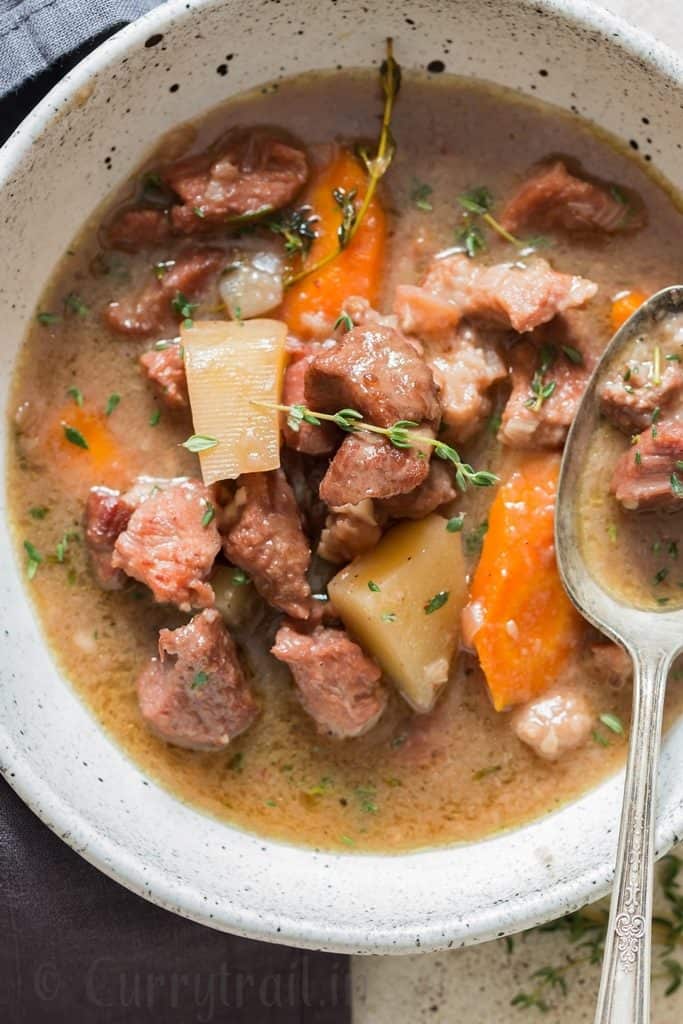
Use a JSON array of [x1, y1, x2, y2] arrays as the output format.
[[267, 206, 317, 255], [284, 38, 400, 287], [254, 400, 498, 491], [457, 186, 547, 256], [511, 855, 683, 1013], [524, 344, 557, 412]]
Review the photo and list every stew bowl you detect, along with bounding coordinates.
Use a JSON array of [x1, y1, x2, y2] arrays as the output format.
[[1, 0, 683, 954]]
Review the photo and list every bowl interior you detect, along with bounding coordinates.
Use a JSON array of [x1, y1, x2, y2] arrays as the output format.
[[1, 0, 683, 954]]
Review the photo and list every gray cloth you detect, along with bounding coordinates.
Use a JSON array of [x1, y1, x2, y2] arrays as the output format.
[[0, 0, 164, 98]]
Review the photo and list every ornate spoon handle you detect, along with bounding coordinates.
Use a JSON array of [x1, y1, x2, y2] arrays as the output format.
[[594, 647, 674, 1024]]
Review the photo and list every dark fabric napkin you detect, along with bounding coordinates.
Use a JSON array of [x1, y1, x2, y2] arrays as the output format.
[[0, 4, 351, 1021]]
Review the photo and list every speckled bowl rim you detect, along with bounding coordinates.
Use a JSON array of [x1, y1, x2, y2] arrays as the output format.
[[2, 0, 683, 955]]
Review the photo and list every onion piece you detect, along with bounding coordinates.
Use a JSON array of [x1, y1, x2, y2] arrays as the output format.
[[219, 251, 283, 320]]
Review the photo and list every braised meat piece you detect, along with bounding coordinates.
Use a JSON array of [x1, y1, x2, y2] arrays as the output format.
[[271, 624, 386, 738], [319, 432, 432, 507], [282, 350, 337, 455], [305, 322, 440, 428], [426, 325, 507, 441], [164, 127, 308, 232], [376, 461, 457, 520], [317, 500, 383, 564], [395, 254, 597, 336], [500, 340, 591, 449], [512, 688, 594, 761], [112, 479, 220, 610], [137, 609, 258, 750], [611, 420, 683, 511], [106, 208, 171, 252], [221, 469, 312, 619], [599, 362, 683, 434], [501, 160, 642, 235], [84, 487, 134, 590], [139, 341, 188, 409], [105, 247, 225, 336]]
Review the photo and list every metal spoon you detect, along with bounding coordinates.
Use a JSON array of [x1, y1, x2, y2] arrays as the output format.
[[556, 285, 683, 1024]]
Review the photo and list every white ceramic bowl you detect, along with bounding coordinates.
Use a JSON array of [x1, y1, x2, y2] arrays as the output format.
[[2, 0, 683, 955]]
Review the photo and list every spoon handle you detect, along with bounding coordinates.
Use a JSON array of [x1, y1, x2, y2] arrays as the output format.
[[594, 647, 673, 1024]]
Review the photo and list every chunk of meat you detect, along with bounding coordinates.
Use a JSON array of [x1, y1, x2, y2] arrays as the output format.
[[221, 469, 312, 619], [282, 350, 337, 455], [599, 362, 683, 433], [376, 460, 457, 520], [319, 432, 431, 507], [305, 323, 440, 428], [84, 487, 133, 589], [426, 325, 507, 441], [112, 479, 220, 609], [318, 500, 383, 564], [164, 127, 308, 232], [139, 341, 188, 408], [395, 254, 597, 336], [105, 247, 225, 336], [512, 689, 593, 760], [500, 340, 590, 448], [501, 160, 641, 235], [105, 207, 171, 252], [137, 609, 258, 751], [589, 643, 633, 690], [611, 420, 683, 511], [271, 624, 386, 738]]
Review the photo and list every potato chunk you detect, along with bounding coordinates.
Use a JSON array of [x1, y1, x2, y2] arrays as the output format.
[[328, 514, 466, 712]]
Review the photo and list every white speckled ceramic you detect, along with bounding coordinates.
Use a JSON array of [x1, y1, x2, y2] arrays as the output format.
[[1, 0, 683, 955]]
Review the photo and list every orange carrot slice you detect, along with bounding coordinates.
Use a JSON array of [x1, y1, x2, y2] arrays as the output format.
[[610, 290, 648, 333], [281, 150, 386, 339], [469, 455, 583, 711]]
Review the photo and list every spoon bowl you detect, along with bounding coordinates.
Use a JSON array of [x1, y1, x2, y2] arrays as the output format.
[[556, 284, 683, 1024]]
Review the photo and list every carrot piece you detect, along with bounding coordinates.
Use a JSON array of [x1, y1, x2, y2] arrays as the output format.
[[280, 150, 386, 339], [46, 404, 134, 491], [610, 290, 648, 333], [469, 455, 582, 711]]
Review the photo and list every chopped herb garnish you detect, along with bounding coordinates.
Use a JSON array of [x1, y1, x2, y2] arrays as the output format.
[[368, 580, 381, 592], [465, 520, 489, 555], [67, 386, 84, 407], [64, 292, 89, 317], [232, 569, 250, 586], [473, 764, 502, 781], [561, 345, 583, 365], [253, 402, 497, 492], [201, 502, 215, 528], [410, 178, 433, 211], [669, 541, 679, 559], [606, 523, 617, 543], [62, 423, 89, 449], [149, 408, 161, 427], [37, 311, 60, 326], [334, 311, 354, 333], [654, 567, 669, 585], [488, 411, 502, 434], [355, 785, 378, 814], [657, 597, 671, 606], [29, 506, 49, 520], [652, 406, 662, 424], [671, 472, 683, 498], [592, 729, 610, 748], [666, 353, 682, 362], [180, 433, 218, 453], [153, 260, 175, 280], [340, 835, 356, 847], [381, 611, 397, 623], [457, 185, 525, 247], [24, 540, 42, 579], [229, 752, 244, 772], [193, 206, 206, 218], [635, 451, 642, 466], [191, 670, 209, 690], [105, 393, 121, 416], [600, 712, 624, 735], [171, 291, 198, 327], [457, 221, 487, 258], [424, 590, 449, 614], [446, 515, 465, 533]]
